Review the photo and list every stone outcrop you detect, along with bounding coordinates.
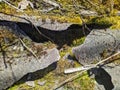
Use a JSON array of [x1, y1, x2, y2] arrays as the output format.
[[0, 13, 72, 31], [72, 29, 120, 65], [0, 48, 60, 89]]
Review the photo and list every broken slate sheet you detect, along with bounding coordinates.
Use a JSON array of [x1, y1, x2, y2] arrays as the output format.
[[72, 29, 120, 65], [0, 48, 60, 90], [0, 13, 72, 31]]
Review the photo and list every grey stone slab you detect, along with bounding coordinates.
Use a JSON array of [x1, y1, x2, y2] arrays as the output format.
[[0, 48, 60, 90], [72, 29, 120, 65], [0, 13, 72, 31]]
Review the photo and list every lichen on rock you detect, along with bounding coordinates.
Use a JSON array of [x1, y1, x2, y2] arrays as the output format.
[[73, 29, 120, 65]]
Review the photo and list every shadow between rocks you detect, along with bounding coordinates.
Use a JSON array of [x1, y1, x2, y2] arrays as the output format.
[[88, 67, 114, 90], [8, 62, 57, 89], [0, 20, 112, 48], [17, 22, 111, 48], [0, 20, 112, 89]]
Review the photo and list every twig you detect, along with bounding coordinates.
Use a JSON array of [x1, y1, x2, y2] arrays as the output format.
[[0, 43, 7, 68], [43, 0, 60, 8], [64, 65, 93, 74], [85, 0, 99, 8], [1, 0, 54, 42], [30, 22, 54, 43], [52, 70, 86, 90], [72, 0, 91, 32], [95, 51, 120, 66], [53, 51, 120, 89], [65, 51, 120, 73], [19, 38, 38, 60], [2, 0, 23, 12]]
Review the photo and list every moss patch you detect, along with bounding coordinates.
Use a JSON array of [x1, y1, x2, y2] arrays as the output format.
[[65, 72, 94, 90], [8, 34, 94, 90], [88, 16, 120, 29]]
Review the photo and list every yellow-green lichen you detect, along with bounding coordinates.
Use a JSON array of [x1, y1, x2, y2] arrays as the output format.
[[71, 37, 85, 47], [88, 16, 120, 29], [64, 72, 94, 90]]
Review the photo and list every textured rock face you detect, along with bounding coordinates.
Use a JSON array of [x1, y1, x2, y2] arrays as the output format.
[[0, 48, 60, 90], [72, 29, 120, 65], [0, 13, 72, 31], [93, 64, 120, 90]]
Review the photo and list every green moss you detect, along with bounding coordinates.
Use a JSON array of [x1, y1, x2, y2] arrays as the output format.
[[8, 57, 94, 90], [71, 37, 85, 47], [8, 85, 19, 90], [64, 72, 94, 90], [59, 45, 72, 58], [88, 16, 120, 29]]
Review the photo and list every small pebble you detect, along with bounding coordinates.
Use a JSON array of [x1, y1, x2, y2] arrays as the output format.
[[13, 46, 17, 50], [37, 80, 46, 86], [25, 81, 35, 87]]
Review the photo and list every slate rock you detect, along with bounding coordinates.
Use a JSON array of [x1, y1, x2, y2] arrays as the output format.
[[72, 29, 120, 65], [93, 64, 120, 90], [0, 13, 72, 31], [0, 48, 60, 90]]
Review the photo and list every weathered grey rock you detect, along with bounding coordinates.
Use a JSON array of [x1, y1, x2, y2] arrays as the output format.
[[72, 29, 120, 65], [37, 80, 46, 86], [0, 13, 72, 31], [25, 81, 35, 87], [93, 64, 120, 90], [0, 48, 60, 90]]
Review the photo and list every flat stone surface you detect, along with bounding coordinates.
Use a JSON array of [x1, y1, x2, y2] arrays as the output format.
[[0, 13, 72, 31], [72, 29, 120, 90], [0, 48, 60, 90], [72, 29, 120, 65]]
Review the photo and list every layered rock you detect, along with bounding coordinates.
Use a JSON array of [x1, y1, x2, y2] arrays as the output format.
[[73, 29, 120, 65], [0, 48, 60, 89]]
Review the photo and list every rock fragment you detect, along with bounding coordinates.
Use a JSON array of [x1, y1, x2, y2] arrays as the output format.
[[72, 29, 120, 65], [25, 81, 35, 87]]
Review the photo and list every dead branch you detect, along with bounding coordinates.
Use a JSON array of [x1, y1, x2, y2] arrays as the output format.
[[72, 0, 91, 32], [65, 51, 120, 73], [53, 51, 120, 89], [40, 0, 61, 13], [2, 0, 23, 12], [43, 0, 60, 8], [19, 38, 38, 60], [52, 70, 86, 90], [110, 0, 114, 13], [85, 0, 99, 8], [1, 0, 54, 42]]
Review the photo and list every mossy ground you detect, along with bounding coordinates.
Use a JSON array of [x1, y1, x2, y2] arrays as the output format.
[[88, 16, 120, 29], [8, 36, 95, 90], [0, 1, 120, 90], [7, 17, 120, 89]]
